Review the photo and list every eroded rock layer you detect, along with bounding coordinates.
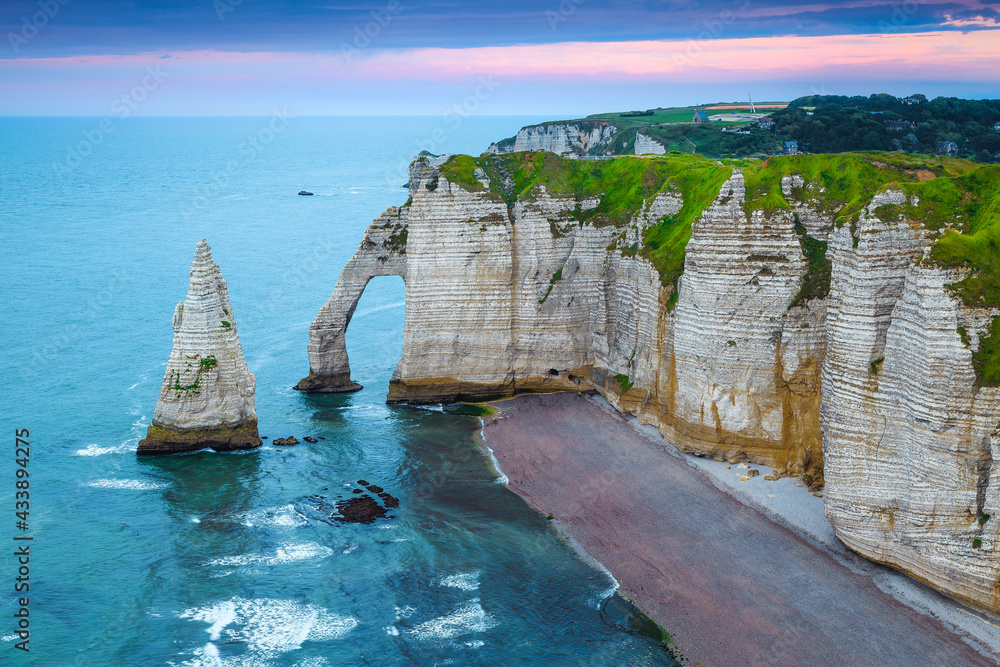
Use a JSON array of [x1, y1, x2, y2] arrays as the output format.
[[139, 240, 260, 455], [302, 151, 1000, 614], [489, 122, 619, 156]]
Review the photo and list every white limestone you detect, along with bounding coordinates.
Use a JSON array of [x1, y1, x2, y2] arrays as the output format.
[[139, 240, 260, 454]]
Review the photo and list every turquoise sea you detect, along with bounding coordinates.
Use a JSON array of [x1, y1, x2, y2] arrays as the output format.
[[0, 117, 678, 665]]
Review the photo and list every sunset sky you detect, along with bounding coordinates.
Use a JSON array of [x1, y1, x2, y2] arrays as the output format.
[[2, 0, 998, 115]]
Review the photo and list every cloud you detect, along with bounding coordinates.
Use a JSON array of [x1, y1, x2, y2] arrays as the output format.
[[1, 29, 997, 114]]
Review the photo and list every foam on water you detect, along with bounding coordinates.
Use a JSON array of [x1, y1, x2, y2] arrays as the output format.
[[75, 441, 136, 456], [436, 571, 480, 591], [484, 446, 508, 485], [241, 504, 308, 528], [406, 599, 497, 641], [178, 597, 358, 664], [208, 542, 333, 568], [86, 478, 167, 490]]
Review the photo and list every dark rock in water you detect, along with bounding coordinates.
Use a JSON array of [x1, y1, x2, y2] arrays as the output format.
[[334, 496, 388, 524], [352, 488, 363, 494], [303, 436, 318, 443], [273, 436, 299, 446], [366, 485, 383, 493], [318, 437, 326, 440], [357, 479, 369, 486], [402, 183, 409, 189], [379, 492, 399, 508], [261, 436, 268, 439], [298, 191, 314, 196]]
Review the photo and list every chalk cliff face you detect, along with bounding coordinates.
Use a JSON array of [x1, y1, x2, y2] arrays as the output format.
[[139, 240, 260, 454], [302, 157, 828, 473], [822, 201, 1000, 614], [634, 133, 666, 155], [301, 152, 1000, 614], [490, 123, 619, 156]]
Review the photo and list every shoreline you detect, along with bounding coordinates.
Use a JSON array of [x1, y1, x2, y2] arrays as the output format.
[[479, 391, 1000, 666]]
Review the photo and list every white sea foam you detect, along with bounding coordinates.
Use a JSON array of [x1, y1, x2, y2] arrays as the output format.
[[205, 600, 236, 640], [406, 599, 497, 641], [1, 634, 18, 642], [192, 517, 201, 524], [208, 542, 333, 568], [411, 403, 447, 413], [241, 505, 308, 528], [484, 446, 508, 485], [394, 605, 416, 620], [86, 478, 167, 490], [385, 625, 400, 636], [436, 571, 480, 591], [342, 544, 359, 555], [127, 373, 149, 391], [178, 597, 357, 664], [466, 640, 485, 648], [75, 442, 134, 457]]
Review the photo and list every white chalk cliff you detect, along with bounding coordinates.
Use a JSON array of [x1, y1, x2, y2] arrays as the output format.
[[301, 152, 1000, 615], [490, 122, 620, 156], [634, 133, 666, 155], [139, 240, 260, 454]]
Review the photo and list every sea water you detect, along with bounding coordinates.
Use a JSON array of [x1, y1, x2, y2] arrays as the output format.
[[0, 117, 678, 665]]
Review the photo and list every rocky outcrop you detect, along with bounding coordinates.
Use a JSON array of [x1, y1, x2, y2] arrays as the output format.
[[489, 122, 619, 156], [669, 171, 824, 473], [301, 152, 1000, 614], [821, 197, 1000, 614], [138, 240, 260, 455], [634, 133, 666, 155], [301, 159, 827, 465]]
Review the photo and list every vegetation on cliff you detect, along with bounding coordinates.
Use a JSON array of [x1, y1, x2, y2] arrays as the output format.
[[772, 94, 1000, 162], [493, 94, 1000, 162], [439, 152, 1000, 382]]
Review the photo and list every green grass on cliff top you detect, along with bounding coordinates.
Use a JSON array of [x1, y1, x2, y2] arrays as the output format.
[[440, 151, 734, 292], [438, 151, 1000, 382]]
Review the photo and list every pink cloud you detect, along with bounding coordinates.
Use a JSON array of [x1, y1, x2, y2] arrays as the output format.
[[3, 30, 998, 84]]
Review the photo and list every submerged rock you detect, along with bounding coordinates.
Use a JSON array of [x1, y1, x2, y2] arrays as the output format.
[[303, 436, 318, 443], [334, 496, 389, 524], [298, 191, 314, 196], [138, 240, 261, 455]]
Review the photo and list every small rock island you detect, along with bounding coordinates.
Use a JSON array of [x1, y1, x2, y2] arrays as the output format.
[[138, 239, 261, 455]]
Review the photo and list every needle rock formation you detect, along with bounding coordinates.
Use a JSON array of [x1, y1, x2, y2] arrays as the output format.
[[138, 240, 261, 455]]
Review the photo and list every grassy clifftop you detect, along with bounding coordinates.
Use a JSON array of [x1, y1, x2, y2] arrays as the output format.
[[435, 151, 1000, 381]]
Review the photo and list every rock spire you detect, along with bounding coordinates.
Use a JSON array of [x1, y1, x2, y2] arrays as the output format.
[[138, 240, 261, 455]]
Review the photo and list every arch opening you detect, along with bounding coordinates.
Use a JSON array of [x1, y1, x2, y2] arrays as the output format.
[[343, 274, 406, 393]]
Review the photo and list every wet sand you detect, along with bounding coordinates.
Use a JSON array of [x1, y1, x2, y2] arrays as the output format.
[[482, 392, 1000, 667]]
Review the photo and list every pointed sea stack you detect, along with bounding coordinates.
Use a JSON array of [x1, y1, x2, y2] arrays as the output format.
[[138, 240, 261, 455]]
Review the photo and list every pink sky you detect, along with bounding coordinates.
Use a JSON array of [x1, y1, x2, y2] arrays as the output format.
[[3, 30, 998, 114]]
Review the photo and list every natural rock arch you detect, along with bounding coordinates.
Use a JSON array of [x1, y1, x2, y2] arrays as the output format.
[[295, 207, 408, 393]]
